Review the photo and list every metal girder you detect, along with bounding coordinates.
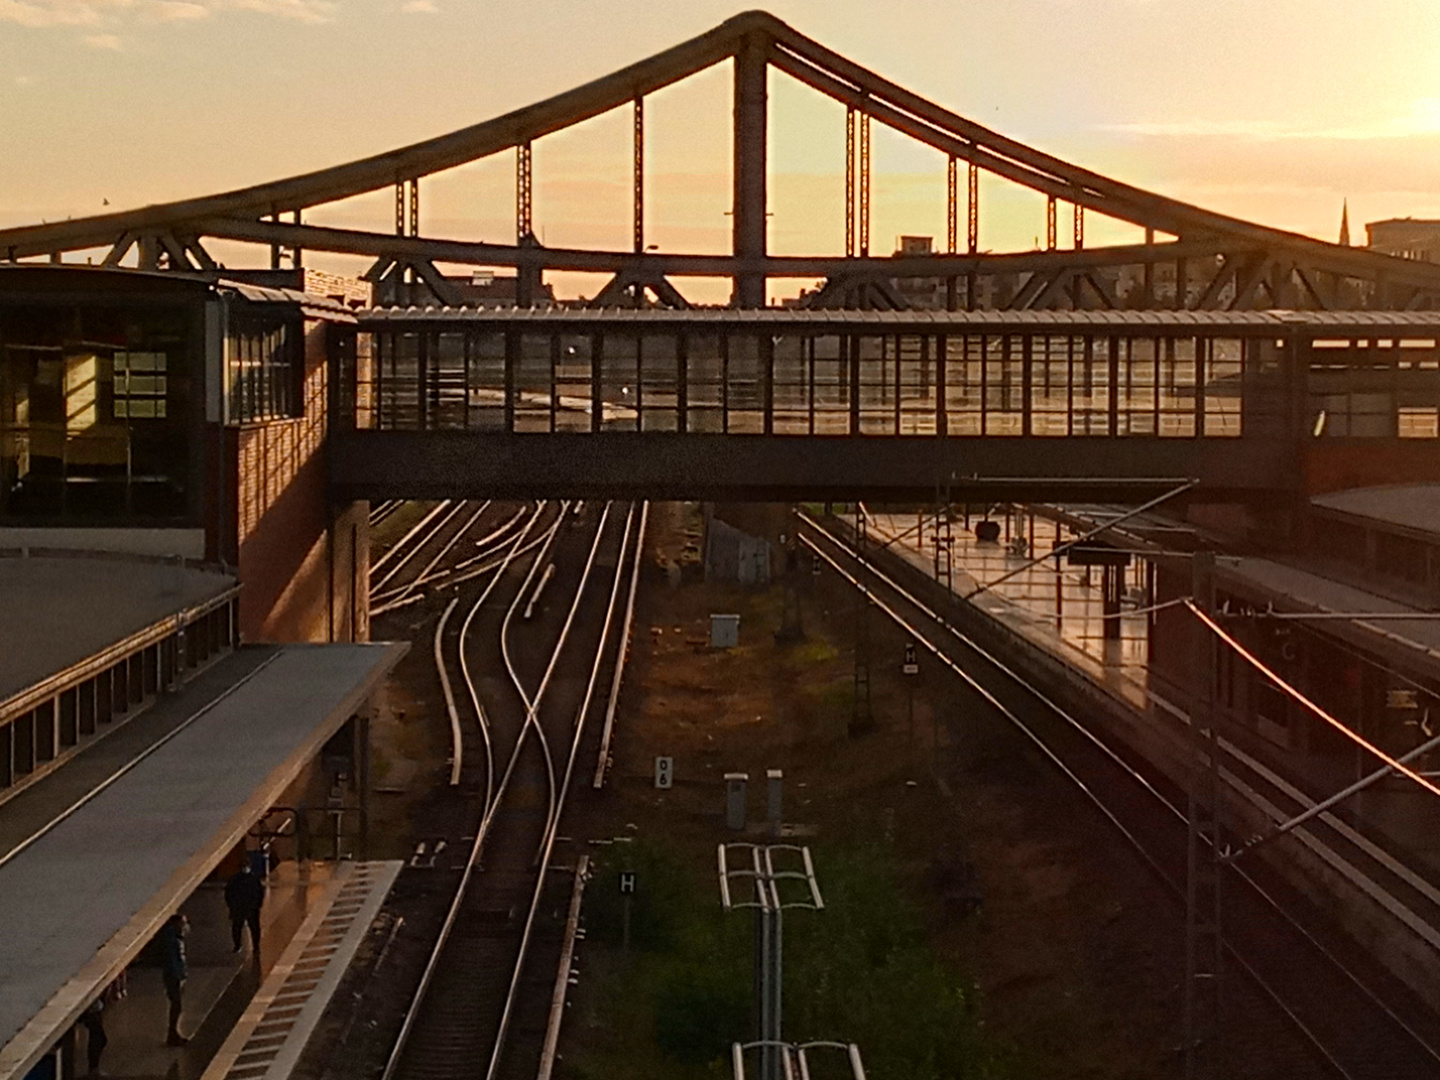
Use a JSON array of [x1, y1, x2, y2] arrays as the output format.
[[195, 215, 1263, 281], [1029, 267, 1076, 310], [330, 431, 1297, 504], [408, 258, 466, 306], [1191, 254, 1236, 310], [1292, 265, 1329, 310], [1230, 253, 1274, 310], [102, 232, 135, 267], [1080, 271, 1118, 310], [4, 8, 1440, 307], [1009, 269, 1058, 310], [588, 269, 691, 309], [1046, 196, 1057, 251]]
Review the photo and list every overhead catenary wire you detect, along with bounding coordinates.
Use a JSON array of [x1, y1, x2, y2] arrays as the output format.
[[1186, 600, 1440, 803]]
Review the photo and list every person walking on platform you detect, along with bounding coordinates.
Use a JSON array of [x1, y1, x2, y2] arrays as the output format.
[[225, 861, 266, 957], [77, 994, 107, 1076], [158, 913, 188, 1047]]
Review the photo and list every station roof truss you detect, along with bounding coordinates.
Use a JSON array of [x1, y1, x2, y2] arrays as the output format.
[[3, 11, 1440, 312]]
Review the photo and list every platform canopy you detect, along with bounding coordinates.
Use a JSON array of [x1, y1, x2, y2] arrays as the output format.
[[0, 642, 406, 1080]]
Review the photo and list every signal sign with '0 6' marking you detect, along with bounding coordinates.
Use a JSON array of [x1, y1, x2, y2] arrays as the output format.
[[655, 756, 673, 789]]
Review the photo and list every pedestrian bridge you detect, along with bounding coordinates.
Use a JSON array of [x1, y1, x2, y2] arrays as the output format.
[[328, 307, 1440, 503]]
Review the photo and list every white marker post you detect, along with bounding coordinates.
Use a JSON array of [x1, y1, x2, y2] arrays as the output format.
[[619, 870, 636, 952], [902, 641, 919, 742]]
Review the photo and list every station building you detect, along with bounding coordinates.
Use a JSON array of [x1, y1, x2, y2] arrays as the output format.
[[0, 265, 406, 1080]]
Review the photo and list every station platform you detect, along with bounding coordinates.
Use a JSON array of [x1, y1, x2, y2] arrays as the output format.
[[0, 642, 408, 1080], [865, 509, 1161, 716], [72, 858, 402, 1080]]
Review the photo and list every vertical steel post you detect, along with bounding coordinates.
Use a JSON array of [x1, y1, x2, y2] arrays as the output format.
[[516, 141, 536, 306], [845, 107, 856, 258], [851, 505, 873, 735], [966, 163, 979, 310], [1142, 227, 1155, 307], [946, 156, 958, 254], [732, 32, 768, 308], [946, 157, 959, 310], [1185, 550, 1223, 1080], [858, 111, 871, 258], [633, 96, 645, 256], [1046, 196, 1057, 251], [1073, 203, 1084, 251]]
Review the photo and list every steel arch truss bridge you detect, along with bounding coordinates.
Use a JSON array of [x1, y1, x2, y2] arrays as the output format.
[[5, 11, 1440, 313]]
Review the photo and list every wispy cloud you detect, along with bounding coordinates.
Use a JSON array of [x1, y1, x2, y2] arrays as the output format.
[[15, 73, 37, 84], [0, 0, 334, 28], [1101, 99, 1440, 142], [400, 0, 436, 12], [83, 29, 121, 46]]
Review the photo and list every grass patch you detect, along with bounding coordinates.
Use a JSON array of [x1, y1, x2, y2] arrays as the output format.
[[567, 839, 1022, 1079]]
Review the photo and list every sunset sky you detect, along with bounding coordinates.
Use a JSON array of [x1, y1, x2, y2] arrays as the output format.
[[4, 0, 1440, 301]]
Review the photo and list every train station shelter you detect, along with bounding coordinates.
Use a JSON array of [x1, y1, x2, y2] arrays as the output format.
[[0, 549, 406, 1080]]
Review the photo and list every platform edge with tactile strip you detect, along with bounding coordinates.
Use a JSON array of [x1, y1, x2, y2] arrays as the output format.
[[199, 860, 404, 1080]]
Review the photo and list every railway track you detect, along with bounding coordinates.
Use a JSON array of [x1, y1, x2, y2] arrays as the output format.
[[799, 509, 1440, 1080], [382, 500, 645, 1080]]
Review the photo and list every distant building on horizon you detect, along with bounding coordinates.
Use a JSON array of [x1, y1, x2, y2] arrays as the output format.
[[1366, 218, 1440, 263]]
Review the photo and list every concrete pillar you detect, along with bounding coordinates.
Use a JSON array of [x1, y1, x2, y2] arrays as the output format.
[[726, 771, 749, 831], [766, 769, 783, 833], [732, 32, 768, 308]]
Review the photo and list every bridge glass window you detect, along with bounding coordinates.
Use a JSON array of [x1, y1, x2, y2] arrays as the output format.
[[772, 334, 809, 435], [429, 332, 468, 430], [375, 332, 418, 430], [944, 335, 983, 436], [982, 335, 1024, 436], [1159, 338, 1198, 437], [638, 335, 678, 433], [1069, 337, 1111, 436], [514, 334, 553, 433], [856, 334, 893, 436], [1030, 336, 1072, 437], [599, 334, 638, 431], [685, 335, 723, 434], [1203, 339, 1243, 436], [554, 335, 593, 433], [1, 303, 191, 524], [725, 335, 764, 434], [810, 335, 848, 436], [897, 334, 937, 436], [466, 331, 505, 432], [227, 311, 301, 424], [1118, 338, 1156, 436]]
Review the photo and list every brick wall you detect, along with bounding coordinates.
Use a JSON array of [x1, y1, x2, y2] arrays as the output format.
[[232, 317, 369, 642]]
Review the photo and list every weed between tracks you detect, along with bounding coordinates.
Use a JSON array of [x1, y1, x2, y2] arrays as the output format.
[[555, 505, 1174, 1079]]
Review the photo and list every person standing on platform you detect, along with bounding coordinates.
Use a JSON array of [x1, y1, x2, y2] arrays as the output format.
[[77, 994, 106, 1076], [225, 861, 266, 958], [158, 913, 188, 1047]]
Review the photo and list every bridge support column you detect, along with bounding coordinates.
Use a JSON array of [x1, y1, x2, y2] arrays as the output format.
[[732, 32, 768, 308]]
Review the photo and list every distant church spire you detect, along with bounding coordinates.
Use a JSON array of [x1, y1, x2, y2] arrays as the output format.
[[1339, 199, 1352, 246]]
